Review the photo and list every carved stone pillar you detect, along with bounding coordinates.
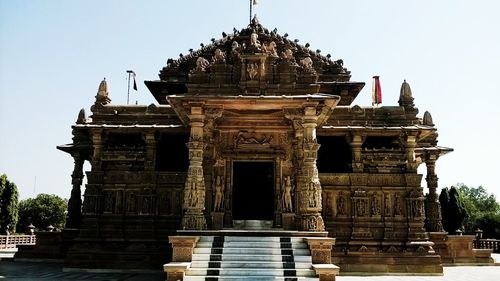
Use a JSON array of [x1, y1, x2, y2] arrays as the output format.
[[181, 105, 207, 230], [65, 152, 84, 228], [295, 106, 325, 231], [424, 155, 444, 232], [349, 132, 364, 173], [144, 132, 157, 170], [404, 133, 418, 172], [90, 130, 103, 170]]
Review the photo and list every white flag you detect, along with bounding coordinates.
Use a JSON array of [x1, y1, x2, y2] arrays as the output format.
[[253, 0, 259, 5]]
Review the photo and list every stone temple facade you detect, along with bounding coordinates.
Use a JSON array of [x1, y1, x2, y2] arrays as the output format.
[[58, 18, 452, 272]]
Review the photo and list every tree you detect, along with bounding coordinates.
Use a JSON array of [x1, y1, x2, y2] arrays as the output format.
[[439, 186, 468, 234], [0, 174, 19, 234], [439, 187, 451, 232], [454, 183, 500, 236], [17, 194, 68, 232]]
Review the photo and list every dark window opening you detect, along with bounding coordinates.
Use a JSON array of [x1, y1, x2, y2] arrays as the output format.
[[362, 136, 401, 150], [106, 133, 145, 150], [156, 133, 189, 172], [317, 136, 352, 173]]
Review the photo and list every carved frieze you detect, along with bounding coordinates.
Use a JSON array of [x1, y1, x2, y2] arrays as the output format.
[[319, 174, 350, 186]]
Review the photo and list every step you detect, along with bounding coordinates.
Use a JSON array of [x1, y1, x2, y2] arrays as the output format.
[[191, 254, 312, 263], [190, 261, 313, 269], [193, 248, 311, 255], [195, 241, 308, 249], [183, 276, 319, 281], [186, 268, 316, 277], [198, 236, 306, 243]]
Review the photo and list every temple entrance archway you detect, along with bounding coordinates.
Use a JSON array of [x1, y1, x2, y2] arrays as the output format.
[[232, 161, 274, 220]]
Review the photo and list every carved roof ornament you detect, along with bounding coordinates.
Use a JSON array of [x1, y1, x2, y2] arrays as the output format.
[[94, 78, 111, 106], [158, 19, 351, 82], [76, 108, 87, 124], [423, 111, 434, 126], [398, 79, 415, 108]]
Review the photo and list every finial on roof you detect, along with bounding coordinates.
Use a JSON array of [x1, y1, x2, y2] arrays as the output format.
[[76, 108, 87, 124], [95, 78, 111, 106], [423, 111, 434, 126], [398, 79, 414, 108]]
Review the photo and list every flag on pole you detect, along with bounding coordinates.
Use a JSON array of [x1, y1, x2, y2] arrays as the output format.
[[253, 0, 259, 5], [132, 72, 137, 91], [371, 76, 382, 106]]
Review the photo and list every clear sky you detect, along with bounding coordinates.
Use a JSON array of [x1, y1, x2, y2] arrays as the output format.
[[1, 0, 499, 200]]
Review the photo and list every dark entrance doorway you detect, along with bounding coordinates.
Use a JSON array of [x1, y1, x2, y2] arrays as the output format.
[[232, 161, 274, 220]]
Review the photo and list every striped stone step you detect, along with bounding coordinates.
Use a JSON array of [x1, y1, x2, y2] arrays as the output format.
[[199, 236, 306, 243], [195, 241, 308, 249], [191, 254, 312, 263], [193, 248, 311, 255], [191, 261, 313, 269], [184, 276, 319, 281], [186, 268, 316, 277]]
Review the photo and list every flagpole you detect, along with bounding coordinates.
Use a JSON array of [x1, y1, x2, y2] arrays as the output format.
[[249, 0, 252, 24], [126, 70, 133, 105]]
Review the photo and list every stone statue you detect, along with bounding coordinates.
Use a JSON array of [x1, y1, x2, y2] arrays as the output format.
[[300, 57, 314, 72], [337, 194, 345, 215], [394, 193, 402, 216], [281, 48, 295, 62], [384, 194, 391, 216], [213, 176, 224, 211], [212, 48, 226, 63], [195, 56, 209, 72], [247, 63, 259, 80], [188, 181, 198, 207], [263, 41, 278, 56], [249, 32, 262, 50], [231, 41, 241, 57], [282, 176, 293, 212], [356, 199, 366, 216], [308, 181, 318, 208], [371, 194, 381, 215]]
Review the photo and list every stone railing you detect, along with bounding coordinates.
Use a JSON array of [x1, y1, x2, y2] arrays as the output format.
[[474, 239, 500, 253], [0, 235, 37, 249]]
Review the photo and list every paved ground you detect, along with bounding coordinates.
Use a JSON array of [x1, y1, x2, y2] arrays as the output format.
[[1, 255, 499, 281]]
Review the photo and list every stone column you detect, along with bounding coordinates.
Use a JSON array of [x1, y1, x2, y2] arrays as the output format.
[[65, 152, 84, 228], [349, 132, 364, 173], [424, 154, 444, 232], [144, 132, 157, 171], [296, 106, 325, 231], [91, 130, 103, 170], [181, 105, 207, 230], [404, 133, 418, 172]]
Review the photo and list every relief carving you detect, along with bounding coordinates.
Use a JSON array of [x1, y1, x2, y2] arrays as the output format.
[[337, 193, 346, 216], [195, 57, 210, 72], [233, 131, 273, 148], [213, 176, 224, 211], [282, 176, 294, 212], [371, 193, 381, 216]]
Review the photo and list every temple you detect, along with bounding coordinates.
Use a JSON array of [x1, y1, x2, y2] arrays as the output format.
[[58, 17, 453, 274]]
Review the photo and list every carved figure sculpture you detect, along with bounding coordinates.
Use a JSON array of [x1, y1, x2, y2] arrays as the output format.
[[371, 194, 381, 215], [300, 57, 314, 72], [231, 41, 241, 56], [213, 176, 224, 211], [263, 41, 278, 56], [189, 181, 198, 207], [384, 193, 391, 216], [337, 194, 345, 215], [247, 63, 259, 80], [212, 48, 226, 63], [394, 193, 402, 216], [308, 181, 318, 208], [250, 32, 262, 50], [195, 57, 210, 72], [281, 49, 295, 62], [282, 176, 293, 212]]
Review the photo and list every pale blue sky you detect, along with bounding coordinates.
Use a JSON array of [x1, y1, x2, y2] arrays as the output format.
[[1, 0, 499, 200]]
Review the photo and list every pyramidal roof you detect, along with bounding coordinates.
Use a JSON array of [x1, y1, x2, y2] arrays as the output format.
[[145, 17, 364, 105]]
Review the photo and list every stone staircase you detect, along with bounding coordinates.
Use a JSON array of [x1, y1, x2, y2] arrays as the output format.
[[183, 236, 319, 281]]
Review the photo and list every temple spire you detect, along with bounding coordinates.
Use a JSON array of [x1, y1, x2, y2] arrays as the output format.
[[249, 0, 259, 24]]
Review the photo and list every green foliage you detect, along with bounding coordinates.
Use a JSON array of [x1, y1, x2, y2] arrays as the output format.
[[17, 194, 68, 232], [439, 187, 451, 232], [453, 183, 500, 236], [0, 174, 19, 234]]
